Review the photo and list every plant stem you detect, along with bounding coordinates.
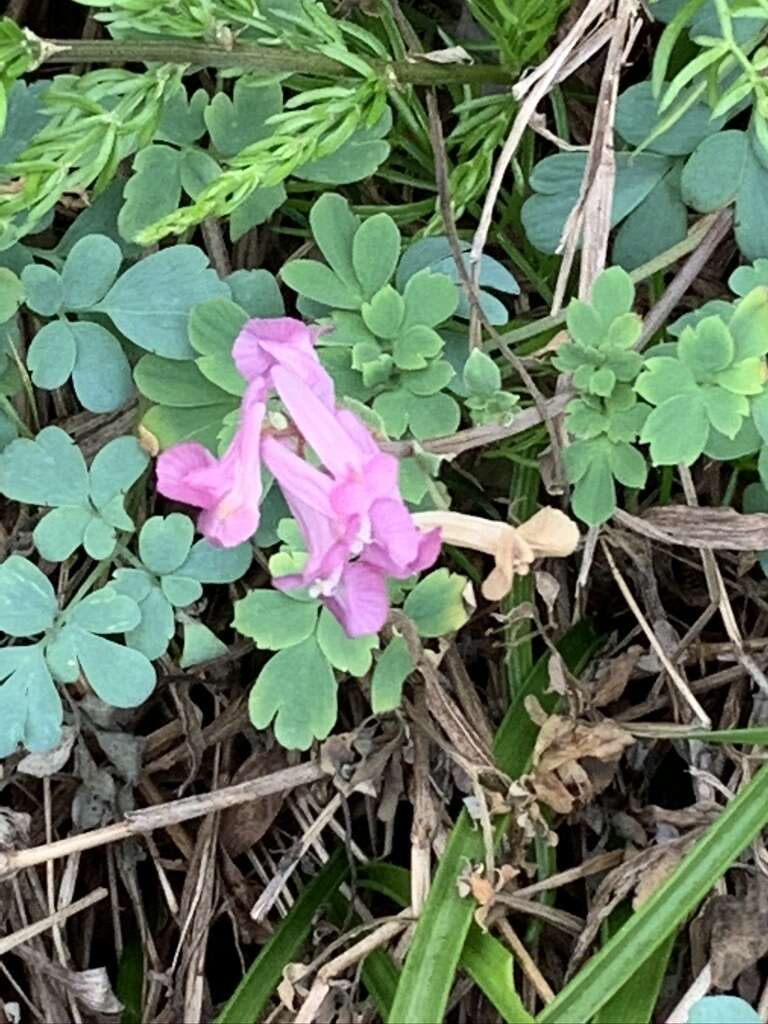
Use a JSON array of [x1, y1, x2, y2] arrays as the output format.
[[43, 38, 515, 87]]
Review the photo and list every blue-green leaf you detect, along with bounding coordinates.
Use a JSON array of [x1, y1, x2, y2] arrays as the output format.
[[0, 556, 57, 637], [0, 645, 61, 757]]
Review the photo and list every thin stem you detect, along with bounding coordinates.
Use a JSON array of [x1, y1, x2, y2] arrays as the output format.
[[43, 38, 515, 87]]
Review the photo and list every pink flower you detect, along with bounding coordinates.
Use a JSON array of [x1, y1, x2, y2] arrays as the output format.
[[233, 317, 334, 406], [262, 370, 441, 635], [156, 380, 265, 547]]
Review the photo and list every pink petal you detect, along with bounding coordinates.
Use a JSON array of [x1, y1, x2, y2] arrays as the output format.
[[156, 443, 220, 507], [325, 562, 390, 637], [233, 317, 314, 380], [272, 367, 360, 478], [198, 502, 260, 548]]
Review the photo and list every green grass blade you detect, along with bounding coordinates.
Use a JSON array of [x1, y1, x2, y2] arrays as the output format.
[[538, 759, 768, 1024], [361, 863, 532, 1023], [592, 908, 675, 1024], [676, 727, 768, 745], [116, 932, 144, 1024], [216, 849, 348, 1024], [387, 626, 600, 1024]]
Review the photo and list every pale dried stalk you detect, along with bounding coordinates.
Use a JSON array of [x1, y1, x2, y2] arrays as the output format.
[[496, 918, 555, 1004], [0, 888, 107, 957], [513, 849, 625, 897], [666, 963, 712, 1024], [601, 542, 711, 726], [295, 915, 411, 1024], [0, 761, 325, 878], [468, 0, 613, 299]]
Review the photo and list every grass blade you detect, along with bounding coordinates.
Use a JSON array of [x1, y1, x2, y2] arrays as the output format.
[[537, 760, 768, 1023], [216, 849, 348, 1024], [592, 908, 675, 1024], [387, 625, 600, 1024], [362, 863, 532, 1022]]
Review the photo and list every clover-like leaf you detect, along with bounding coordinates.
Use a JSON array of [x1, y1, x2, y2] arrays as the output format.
[[233, 589, 319, 651], [62, 627, 156, 708], [463, 349, 501, 397], [404, 569, 469, 637], [640, 392, 710, 465], [316, 607, 378, 676], [60, 234, 123, 310], [138, 514, 195, 576], [0, 645, 62, 757], [205, 79, 282, 158], [352, 213, 401, 299], [282, 259, 362, 310], [180, 621, 228, 669], [296, 109, 392, 185], [0, 426, 88, 506], [563, 439, 618, 526], [119, 145, 182, 242], [371, 634, 413, 713], [95, 245, 229, 359], [248, 637, 337, 750], [0, 556, 57, 637]]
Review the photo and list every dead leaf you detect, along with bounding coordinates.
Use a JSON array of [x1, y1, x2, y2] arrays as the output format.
[[590, 646, 643, 707], [619, 506, 768, 550], [710, 880, 768, 988], [535, 570, 560, 621], [547, 654, 569, 696], [632, 845, 684, 907], [519, 705, 634, 815], [219, 749, 288, 856], [410, 45, 473, 64], [17, 726, 76, 777]]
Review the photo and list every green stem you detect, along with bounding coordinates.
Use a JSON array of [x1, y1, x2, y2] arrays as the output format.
[[0, 393, 32, 438], [44, 38, 515, 87]]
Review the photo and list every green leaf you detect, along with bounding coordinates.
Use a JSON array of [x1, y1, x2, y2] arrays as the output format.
[[402, 270, 459, 329], [362, 285, 405, 340], [616, 80, 723, 156], [72, 322, 133, 413], [308, 192, 360, 289], [641, 393, 709, 465], [233, 589, 319, 650], [295, 108, 392, 185], [590, 266, 635, 323], [21, 263, 63, 317], [69, 628, 156, 708], [317, 607, 377, 675], [139, 514, 194, 576], [179, 147, 221, 199], [0, 556, 57, 637], [281, 259, 361, 310], [180, 621, 228, 668], [118, 145, 182, 242], [156, 84, 208, 146], [179, 538, 252, 583], [226, 269, 285, 318], [703, 387, 748, 437], [83, 517, 118, 560], [249, 637, 337, 750], [393, 325, 443, 371], [0, 645, 61, 757], [134, 353, 231, 407], [730, 286, 768, 359], [161, 574, 203, 607], [567, 445, 617, 526], [205, 79, 282, 158], [188, 297, 249, 394], [522, 151, 671, 254], [142, 401, 236, 452], [68, 588, 141, 634], [715, 358, 764, 395], [89, 436, 149, 509], [371, 635, 412, 712], [402, 359, 455, 396], [538, 757, 768, 1023], [216, 851, 348, 1024], [681, 129, 748, 212], [27, 321, 77, 389], [678, 317, 733, 375], [352, 214, 400, 299], [407, 392, 460, 440], [60, 234, 123, 310], [95, 246, 229, 359], [33, 506, 91, 562], [373, 389, 410, 438], [0, 267, 23, 322], [688, 997, 761, 1024], [612, 166, 688, 271], [230, 184, 286, 242], [404, 569, 468, 637], [608, 441, 647, 488], [463, 349, 501, 396], [125, 587, 175, 660], [635, 356, 697, 404], [0, 426, 88, 506]]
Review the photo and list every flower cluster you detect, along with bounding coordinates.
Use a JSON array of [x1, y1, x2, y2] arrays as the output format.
[[156, 318, 441, 637]]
